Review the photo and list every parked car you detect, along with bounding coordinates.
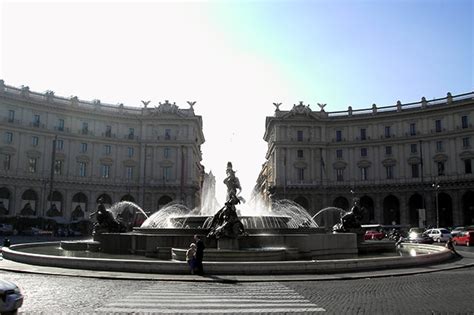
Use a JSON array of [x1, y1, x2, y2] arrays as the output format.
[[423, 228, 452, 242], [364, 230, 385, 240], [0, 279, 23, 314], [404, 232, 434, 244], [450, 226, 466, 237], [0, 224, 14, 235], [408, 227, 426, 234], [452, 231, 474, 246]]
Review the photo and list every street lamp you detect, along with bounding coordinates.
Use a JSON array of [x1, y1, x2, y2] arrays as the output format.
[[432, 182, 440, 228]]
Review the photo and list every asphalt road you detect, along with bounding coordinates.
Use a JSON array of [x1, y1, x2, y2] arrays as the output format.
[[1, 246, 474, 314]]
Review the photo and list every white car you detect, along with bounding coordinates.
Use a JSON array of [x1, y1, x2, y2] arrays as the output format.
[[0, 280, 23, 314], [423, 228, 452, 242]]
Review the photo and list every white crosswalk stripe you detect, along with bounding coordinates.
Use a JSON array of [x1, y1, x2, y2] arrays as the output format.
[[96, 282, 325, 314]]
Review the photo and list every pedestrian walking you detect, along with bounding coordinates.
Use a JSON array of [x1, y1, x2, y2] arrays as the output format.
[[445, 238, 462, 258], [194, 234, 205, 275], [186, 243, 197, 274]]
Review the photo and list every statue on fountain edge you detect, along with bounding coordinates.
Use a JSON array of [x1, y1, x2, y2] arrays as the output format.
[[332, 197, 365, 234], [207, 162, 246, 239], [90, 198, 127, 235]]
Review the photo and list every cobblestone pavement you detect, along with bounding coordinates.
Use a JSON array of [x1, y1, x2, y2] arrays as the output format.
[[1, 237, 474, 314], [1, 264, 473, 314]]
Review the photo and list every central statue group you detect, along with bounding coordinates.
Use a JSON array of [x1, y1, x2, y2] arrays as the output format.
[[207, 162, 247, 239]]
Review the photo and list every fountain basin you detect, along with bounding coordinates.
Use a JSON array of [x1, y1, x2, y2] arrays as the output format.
[[94, 229, 357, 260], [2, 242, 454, 275], [172, 247, 291, 261]]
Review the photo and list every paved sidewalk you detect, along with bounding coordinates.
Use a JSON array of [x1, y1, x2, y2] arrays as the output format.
[[1, 251, 474, 283]]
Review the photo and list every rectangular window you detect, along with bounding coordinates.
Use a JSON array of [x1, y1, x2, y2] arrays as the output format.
[[462, 137, 470, 148], [436, 141, 443, 152], [164, 147, 170, 159], [360, 128, 366, 140], [101, 164, 110, 178], [128, 128, 135, 139], [32, 136, 39, 147], [384, 126, 391, 138], [437, 161, 445, 176], [336, 149, 343, 159], [4, 132, 13, 144], [360, 167, 368, 181], [297, 130, 303, 141], [465, 159, 472, 174], [163, 166, 171, 180], [54, 160, 63, 175], [336, 130, 342, 142], [33, 114, 40, 126], [81, 143, 88, 153], [386, 165, 394, 179], [128, 147, 134, 158], [410, 123, 416, 136], [435, 119, 442, 132], [462, 115, 468, 129], [79, 162, 87, 177], [361, 148, 367, 157], [82, 122, 88, 134], [56, 139, 64, 151], [297, 149, 304, 158], [336, 169, 344, 181], [298, 168, 305, 181], [410, 144, 417, 154], [58, 119, 64, 131], [104, 145, 111, 155], [29, 158, 37, 173], [3, 154, 11, 170], [105, 125, 112, 137], [385, 146, 392, 155], [411, 164, 419, 178], [165, 129, 171, 140], [126, 166, 133, 180], [8, 110, 14, 122]]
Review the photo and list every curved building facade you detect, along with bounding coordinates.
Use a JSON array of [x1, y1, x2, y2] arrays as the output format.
[[0, 80, 205, 221], [256, 93, 474, 228]]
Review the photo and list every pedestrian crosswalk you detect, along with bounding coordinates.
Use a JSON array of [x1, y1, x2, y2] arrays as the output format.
[[96, 281, 325, 314]]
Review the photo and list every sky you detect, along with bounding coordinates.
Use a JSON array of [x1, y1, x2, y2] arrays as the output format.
[[0, 0, 473, 203]]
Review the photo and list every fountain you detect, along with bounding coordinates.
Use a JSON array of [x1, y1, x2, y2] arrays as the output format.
[[1, 162, 456, 275]]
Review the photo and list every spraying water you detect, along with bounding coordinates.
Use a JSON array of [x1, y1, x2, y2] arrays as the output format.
[[312, 207, 346, 230], [107, 201, 148, 218], [141, 203, 192, 228]]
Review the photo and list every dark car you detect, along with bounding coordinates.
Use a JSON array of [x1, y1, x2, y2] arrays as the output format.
[[404, 231, 434, 244], [0, 279, 23, 314]]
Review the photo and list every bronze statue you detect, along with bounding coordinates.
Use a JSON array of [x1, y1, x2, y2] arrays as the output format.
[[333, 198, 364, 233], [90, 199, 126, 235], [207, 162, 246, 239]]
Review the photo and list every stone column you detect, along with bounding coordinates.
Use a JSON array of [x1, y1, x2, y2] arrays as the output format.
[[63, 189, 71, 220], [399, 192, 409, 225], [373, 194, 383, 223], [452, 190, 463, 226]]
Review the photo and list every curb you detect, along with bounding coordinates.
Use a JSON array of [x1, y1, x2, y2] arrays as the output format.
[[1, 253, 474, 283]]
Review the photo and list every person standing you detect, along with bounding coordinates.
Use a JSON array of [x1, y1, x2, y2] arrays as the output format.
[[194, 234, 205, 275], [186, 243, 197, 274]]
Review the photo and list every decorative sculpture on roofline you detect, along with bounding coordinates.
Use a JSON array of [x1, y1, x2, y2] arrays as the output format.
[[187, 101, 196, 110], [207, 162, 246, 240]]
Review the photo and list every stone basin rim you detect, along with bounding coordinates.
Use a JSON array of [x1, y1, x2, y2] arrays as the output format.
[[1, 242, 455, 275]]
